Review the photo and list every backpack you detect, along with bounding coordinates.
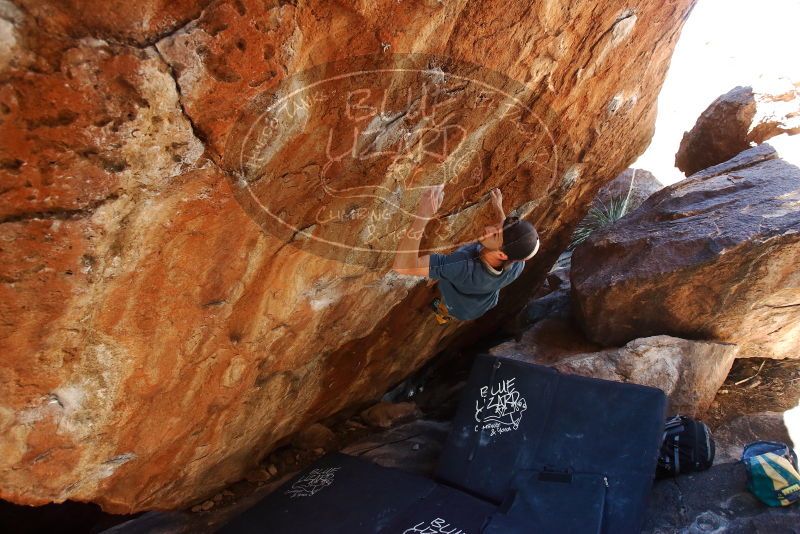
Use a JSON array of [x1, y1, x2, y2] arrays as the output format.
[[655, 415, 715, 479], [741, 441, 800, 507]]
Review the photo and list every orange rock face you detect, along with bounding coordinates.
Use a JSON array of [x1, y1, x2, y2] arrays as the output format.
[[0, 0, 696, 512]]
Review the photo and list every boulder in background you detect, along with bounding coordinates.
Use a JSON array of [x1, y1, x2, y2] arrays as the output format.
[[675, 81, 800, 175], [572, 143, 800, 359], [494, 333, 738, 417]]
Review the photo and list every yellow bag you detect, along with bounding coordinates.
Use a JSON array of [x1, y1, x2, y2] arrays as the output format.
[[742, 441, 800, 507]]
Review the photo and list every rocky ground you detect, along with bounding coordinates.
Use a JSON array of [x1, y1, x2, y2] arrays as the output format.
[[87, 347, 799, 534], [641, 357, 800, 533], [3, 346, 796, 533]]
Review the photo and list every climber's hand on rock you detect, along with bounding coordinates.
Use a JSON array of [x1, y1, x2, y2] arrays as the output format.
[[490, 187, 505, 222], [490, 187, 503, 211], [417, 185, 445, 220]]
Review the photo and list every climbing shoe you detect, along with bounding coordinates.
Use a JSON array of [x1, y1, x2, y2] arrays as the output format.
[[431, 297, 453, 325]]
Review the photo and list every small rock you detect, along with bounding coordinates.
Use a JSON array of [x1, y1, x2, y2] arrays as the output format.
[[273, 448, 295, 466], [313, 447, 325, 455], [201, 500, 214, 511], [291, 423, 336, 451], [719, 389, 729, 394], [212, 493, 223, 503], [191, 505, 202, 513], [510, 335, 737, 417], [412, 443, 421, 451], [345, 419, 368, 429], [675, 84, 800, 176], [360, 402, 420, 429], [245, 469, 271, 483], [267, 464, 278, 476]]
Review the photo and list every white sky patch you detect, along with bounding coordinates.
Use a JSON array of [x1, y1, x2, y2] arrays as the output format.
[[768, 134, 800, 168], [784, 404, 800, 452], [635, 0, 800, 185]]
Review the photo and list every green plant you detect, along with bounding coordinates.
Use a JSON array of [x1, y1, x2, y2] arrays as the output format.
[[568, 170, 637, 250]]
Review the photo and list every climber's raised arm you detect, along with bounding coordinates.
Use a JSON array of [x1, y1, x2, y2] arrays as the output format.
[[490, 187, 505, 224], [391, 185, 445, 277]]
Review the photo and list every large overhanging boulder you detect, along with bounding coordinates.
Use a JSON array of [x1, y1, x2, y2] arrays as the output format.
[[572, 143, 800, 359], [0, 0, 696, 512]]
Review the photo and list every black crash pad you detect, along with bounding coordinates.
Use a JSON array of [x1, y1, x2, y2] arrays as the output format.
[[434, 354, 667, 533], [376, 484, 496, 533], [484, 469, 606, 534], [218, 453, 436, 533], [217, 453, 496, 534]]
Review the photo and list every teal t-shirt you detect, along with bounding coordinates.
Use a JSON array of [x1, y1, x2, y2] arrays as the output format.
[[428, 242, 525, 320]]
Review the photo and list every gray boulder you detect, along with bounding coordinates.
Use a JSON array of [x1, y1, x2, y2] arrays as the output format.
[[493, 333, 737, 417], [592, 167, 664, 213], [714, 411, 797, 464], [571, 143, 800, 359]]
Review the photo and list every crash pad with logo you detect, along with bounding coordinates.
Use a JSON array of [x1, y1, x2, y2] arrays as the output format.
[[434, 354, 667, 533]]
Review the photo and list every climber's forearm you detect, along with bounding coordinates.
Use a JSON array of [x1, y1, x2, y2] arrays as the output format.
[[490, 188, 505, 224], [495, 205, 506, 225], [392, 216, 429, 274], [392, 186, 443, 276]]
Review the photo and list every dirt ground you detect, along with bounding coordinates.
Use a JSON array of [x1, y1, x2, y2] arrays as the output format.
[[704, 357, 800, 430]]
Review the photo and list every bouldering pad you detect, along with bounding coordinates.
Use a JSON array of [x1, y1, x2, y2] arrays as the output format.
[[218, 453, 436, 533], [434, 354, 667, 533]]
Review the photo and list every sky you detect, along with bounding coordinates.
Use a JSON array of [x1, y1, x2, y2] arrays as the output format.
[[634, 0, 800, 184]]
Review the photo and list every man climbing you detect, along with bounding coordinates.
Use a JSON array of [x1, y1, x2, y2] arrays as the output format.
[[392, 185, 540, 323]]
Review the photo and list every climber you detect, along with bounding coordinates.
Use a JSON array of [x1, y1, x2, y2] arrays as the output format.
[[391, 185, 540, 324]]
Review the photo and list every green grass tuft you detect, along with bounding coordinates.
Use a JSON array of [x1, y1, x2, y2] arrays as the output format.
[[568, 170, 637, 250]]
